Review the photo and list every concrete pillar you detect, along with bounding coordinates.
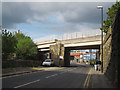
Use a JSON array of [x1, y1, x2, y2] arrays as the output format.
[[50, 43, 64, 66], [64, 48, 70, 66]]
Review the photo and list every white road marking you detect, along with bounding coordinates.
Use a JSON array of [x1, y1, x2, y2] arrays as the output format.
[[60, 68, 77, 74], [73, 68, 77, 69], [68, 69, 72, 71], [45, 74, 58, 78], [68, 68, 75, 71], [60, 71, 67, 74], [14, 68, 78, 88], [14, 79, 40, 88]]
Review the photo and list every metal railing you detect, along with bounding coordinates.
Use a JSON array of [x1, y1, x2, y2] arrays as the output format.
[[34, 30, 102, 43]]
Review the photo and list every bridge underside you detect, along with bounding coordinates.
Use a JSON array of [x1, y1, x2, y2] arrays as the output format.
[[37, 49, 50, 64], [36, 35, 101, 66], [66, 45, 100, 50], [64, 45, 100, 66], [37, 45, 100, 66]]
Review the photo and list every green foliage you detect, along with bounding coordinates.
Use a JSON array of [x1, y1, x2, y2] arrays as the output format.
[[102, 1, 120, 33], [2, 30, 17, 60], [14, 32, 25, 40], [2, 30, 37, 60], [15, 33, 37, 60], [90, 59, 96, 65]]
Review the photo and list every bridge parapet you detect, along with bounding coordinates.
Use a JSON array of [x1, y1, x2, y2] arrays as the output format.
[[36, 39, 58, 45], [58, 35, 101, 44]]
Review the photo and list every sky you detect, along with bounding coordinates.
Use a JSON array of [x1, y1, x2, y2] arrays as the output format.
[[1, 0, 119, 42]]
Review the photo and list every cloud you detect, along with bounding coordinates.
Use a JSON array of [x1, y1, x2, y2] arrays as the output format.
[[33, 28, 101, 42], [37, 22, 80, 33], [33, 34, 57, 42], [2, 2, 114, 32], [2, 0, 120, 2], [0, 2, 1, 26]]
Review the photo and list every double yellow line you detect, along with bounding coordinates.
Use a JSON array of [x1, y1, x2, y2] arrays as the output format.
[[83, 68, 91, 88]]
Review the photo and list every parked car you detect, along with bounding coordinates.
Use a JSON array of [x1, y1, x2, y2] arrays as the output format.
[[42, 59, 54, 66]]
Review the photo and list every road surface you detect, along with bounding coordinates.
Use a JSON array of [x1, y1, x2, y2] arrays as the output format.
[[2, 63, 92, 88]]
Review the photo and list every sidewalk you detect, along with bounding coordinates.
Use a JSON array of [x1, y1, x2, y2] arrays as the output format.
[[1, 67, 65, 77], [1, 67, 43, 77], [88, 67, 115, 88]]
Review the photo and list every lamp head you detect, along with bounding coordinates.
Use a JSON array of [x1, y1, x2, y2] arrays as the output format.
[[97, 6, 103, 9]]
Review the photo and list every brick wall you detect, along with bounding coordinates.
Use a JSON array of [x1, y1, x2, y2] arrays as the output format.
[[102, 27, 112, 73], [101, 8, 120, 87]]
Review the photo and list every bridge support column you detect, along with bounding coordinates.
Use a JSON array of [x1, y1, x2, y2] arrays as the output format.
[[50, 43, 64, 66], [64, 48, 70, 66]]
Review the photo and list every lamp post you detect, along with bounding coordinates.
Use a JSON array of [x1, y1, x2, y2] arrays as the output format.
[[97, 5, 103, 73]]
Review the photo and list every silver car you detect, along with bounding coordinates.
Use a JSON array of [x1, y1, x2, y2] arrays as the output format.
[[42, 59, 54, 66]]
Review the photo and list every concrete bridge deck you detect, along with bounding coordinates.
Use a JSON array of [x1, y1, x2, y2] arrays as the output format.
[[36, 35, 102, 51]]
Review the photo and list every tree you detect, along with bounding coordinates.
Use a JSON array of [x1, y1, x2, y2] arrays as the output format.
[[102, 1, 120, 33], [14, 31, 25, 40], [15, 34, 37, 60], [2, 30, 17, 60], [2, 30, 37, 60]]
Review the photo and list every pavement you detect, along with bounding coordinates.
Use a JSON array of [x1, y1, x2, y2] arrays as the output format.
[[1, 67, 65, 77], [1, 64, 116, 88], [88, 67, 115, 88], [74, 62, 115, 88]]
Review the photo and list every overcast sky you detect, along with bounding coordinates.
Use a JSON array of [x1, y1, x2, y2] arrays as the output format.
[[1, 1, 118, 42]]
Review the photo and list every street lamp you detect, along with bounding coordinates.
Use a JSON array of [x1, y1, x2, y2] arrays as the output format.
[[97, 5, 103, 73]]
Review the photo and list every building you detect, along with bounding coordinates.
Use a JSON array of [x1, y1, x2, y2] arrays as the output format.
[[70, 50, 97, 63]]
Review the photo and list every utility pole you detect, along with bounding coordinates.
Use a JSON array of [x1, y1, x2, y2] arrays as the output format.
[[97, 5, 103, 73], [76, 32, 77, 38]]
